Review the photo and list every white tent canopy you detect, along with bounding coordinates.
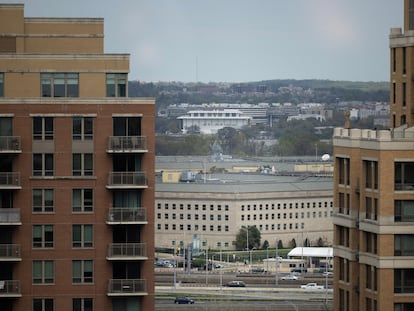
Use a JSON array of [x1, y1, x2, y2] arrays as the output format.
[[287, 247, 333, 258]]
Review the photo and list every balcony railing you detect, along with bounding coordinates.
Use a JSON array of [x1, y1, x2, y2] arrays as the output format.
[[106, 172, 147, 188], [107, 208, 147, 224], [0, 280, 21, 297], [0, 244, 21, 260], [0, 172, 21, 189], [107, 136, 147, 153], [0, 137, 21, 153], [0, 209, 21, 225], [107, 279, 146, 296], [107, 243, 147, 260]]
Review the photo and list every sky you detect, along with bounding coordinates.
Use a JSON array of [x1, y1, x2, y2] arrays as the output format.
[[2, 0, 404, 83]]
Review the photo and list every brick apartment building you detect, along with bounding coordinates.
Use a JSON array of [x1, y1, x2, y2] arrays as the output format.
[[0, 4, 155, 311], [333, 1, 414, 310]]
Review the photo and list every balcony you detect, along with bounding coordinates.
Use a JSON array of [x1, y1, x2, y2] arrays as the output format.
[[107, 208, 147, 224], [107, 136, 147, 153], [0, 137, 21, 153], [107, 243, 147, 260], [0, 172, 21, 189], [0, 209, 21, 225], [107, 279, 147, 296], [0, 244, 21, 261], [106, 172, 147, 189], [0, 280, 21, 297]]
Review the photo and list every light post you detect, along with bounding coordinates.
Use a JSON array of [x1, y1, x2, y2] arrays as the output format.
[[219, 245, 223, 290], [275, 238, 279, 286], [205, 241, 208, 285], [173, 240, 177, 288]]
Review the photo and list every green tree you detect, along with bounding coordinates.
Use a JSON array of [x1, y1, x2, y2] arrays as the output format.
[[235, 226, 261, 250], [262, 240, 269, 250], [290, 238, 296, 248]]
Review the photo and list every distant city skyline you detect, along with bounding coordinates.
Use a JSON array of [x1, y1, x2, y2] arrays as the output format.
[[5, 0, 402, 83]]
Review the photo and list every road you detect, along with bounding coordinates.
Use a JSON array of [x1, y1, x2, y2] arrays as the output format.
[[156, 285, 333, 311]]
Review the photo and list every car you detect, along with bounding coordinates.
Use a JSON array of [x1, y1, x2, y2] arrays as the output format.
[[323, 271, 334, 276], [224, 281, 246, 287], [174, 297, 194, 304], [280, 274, 299, 280], [291, 268, 307, 273], [300, 283, 324, 290]]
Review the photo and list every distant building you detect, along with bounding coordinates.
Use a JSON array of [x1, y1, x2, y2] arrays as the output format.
[[177, 109, 251, 134], [155, 172, 333, 251]]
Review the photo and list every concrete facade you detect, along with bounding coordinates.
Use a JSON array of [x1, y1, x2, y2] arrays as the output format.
[[0, 4, 155, 311], [155, 173, 334, 251]]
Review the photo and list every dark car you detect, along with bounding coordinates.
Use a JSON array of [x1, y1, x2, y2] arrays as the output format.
[[174, 297, 194, 304], [224, 281, 246, 287], [291, 268, 307, 273]]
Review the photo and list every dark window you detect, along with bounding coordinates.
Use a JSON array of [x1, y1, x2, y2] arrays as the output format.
[[0, 73, 3, 97], [72, 298, 93, 311], [33, 154, 54, 176], [395, 162, 414, 190], [395, 200, 414, 222], [106, 73, 127, 97], [33, 117, 54, 140], [33, 298, 54, 311], [410, 0, 414, 30], [73, 117, 93, 140], [395, 269, 414, 293], [395, 235, 414, 256], [33, 225, 54, 248], [73, 153, 93, 176], [41, 73, 78, 97]]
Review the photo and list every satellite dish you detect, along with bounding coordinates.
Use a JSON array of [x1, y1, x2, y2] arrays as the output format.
[[321, 154, 330, 161]]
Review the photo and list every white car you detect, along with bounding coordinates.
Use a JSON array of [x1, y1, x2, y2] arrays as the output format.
[[280, 274, 298, 280], [300, 283, 324, 290]]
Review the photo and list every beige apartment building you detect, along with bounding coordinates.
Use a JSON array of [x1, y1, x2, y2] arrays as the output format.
[[0, 4, 155, 311], [333, 1, 414, 310], [155, 173, 333, 251]]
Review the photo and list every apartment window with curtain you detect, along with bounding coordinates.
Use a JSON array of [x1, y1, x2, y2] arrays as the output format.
[[33, 189, 54, 213], [33, 260, 54, 284], [33, 225, 54, 248], [72, 298, 93, 311], [72, 189, 93, 212], [72, 260, 93, 283]]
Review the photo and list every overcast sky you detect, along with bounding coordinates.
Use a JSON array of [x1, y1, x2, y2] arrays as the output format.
[[4, 0, 403, 83]]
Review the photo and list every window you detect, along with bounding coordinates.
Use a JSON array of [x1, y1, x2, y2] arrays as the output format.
[[33, 117, 54, 140], [73, 298, 93, 311], [33, 225, 54, 248], [106, 73, 127, 97], [113, 116, 141, 136], [72, 225, 93, 248], [395, 200, 414, 222], [395, 235, 414, 256], [395, 162, 414, 190], [337, 157, 350, 185], [0, 73, 3, 97], [41, 73, 78, 97], [410, 0, 414, 30], [33, 154, 54, 176], [33, 260, 54, 284], [33, 189, 54, 213], [73, 153, 93, 176], [73, 117, 93, 140], [72, 189, 93, 212], [33, 298, 54, 311], [395, 269, 414, 293], [72, 260, 93, 283], [395, 303, 414, 311]]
